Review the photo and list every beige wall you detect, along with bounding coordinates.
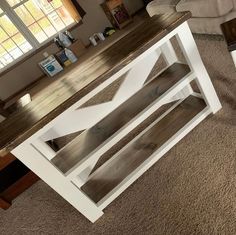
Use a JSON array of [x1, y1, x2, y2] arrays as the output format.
[[0, 0, 144, 100], [123, 0, 144, 14]]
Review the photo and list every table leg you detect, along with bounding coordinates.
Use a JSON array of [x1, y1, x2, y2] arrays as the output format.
[[12, 143, 103, 223], [176, 22, 222, 114]]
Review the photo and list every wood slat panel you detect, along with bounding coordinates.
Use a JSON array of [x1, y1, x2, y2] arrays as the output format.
[[81, 96, 206, 203], [0, 12, 191, 156], [52, 63, 191, 173]]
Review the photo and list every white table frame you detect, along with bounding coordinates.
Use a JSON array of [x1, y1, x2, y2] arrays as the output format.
[[11, 22, 221, 223]]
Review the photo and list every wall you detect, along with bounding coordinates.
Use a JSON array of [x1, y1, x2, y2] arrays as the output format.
[[123, 0, 144, 15], [75, 0, 112, 45], [0, 0, 144, 100]]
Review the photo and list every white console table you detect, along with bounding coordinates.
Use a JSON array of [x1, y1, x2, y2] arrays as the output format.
[[0, 12, 221, 223]]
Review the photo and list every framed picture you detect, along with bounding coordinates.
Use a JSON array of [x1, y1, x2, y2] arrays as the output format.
[[101, 0, 132, 29]]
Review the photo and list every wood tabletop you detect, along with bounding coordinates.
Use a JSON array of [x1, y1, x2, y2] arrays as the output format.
[[0, 12, 191, 157]]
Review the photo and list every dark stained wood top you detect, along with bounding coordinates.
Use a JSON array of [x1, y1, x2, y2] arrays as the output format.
[[81, 95, 206, 203], [221, 18, 236, 51], [52, 63, 191, 173], [0, 12, 191, 157]]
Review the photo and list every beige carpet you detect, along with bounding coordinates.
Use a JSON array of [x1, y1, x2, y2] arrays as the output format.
[[1, 34, 236, 235]]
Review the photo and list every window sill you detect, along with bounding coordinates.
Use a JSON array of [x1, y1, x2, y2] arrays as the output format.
[[0, 21, 83, 78]]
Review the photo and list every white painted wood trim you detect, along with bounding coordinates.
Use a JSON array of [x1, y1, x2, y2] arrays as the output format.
[[32, 138, 57, 161], [160, 40, 194, 100], [41, 102, 113, 142], [11, 144, 103, 223], [191, 92, 203, 99], [160, 40, 178, 66], [113, 48, 162, 102], [176, 22, 222, 114]]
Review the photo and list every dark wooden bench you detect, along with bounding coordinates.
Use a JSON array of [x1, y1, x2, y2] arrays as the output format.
[[221, 18, 236, 66]]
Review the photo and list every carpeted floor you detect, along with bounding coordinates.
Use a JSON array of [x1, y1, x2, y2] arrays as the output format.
[[0, 34, 236, 235]]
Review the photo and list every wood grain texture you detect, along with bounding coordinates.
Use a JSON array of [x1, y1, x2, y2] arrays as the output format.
[[0, 12, 191, 156], [81, 96, 206, 203], [0, 197, 11, 210], [0, 153, 16, 171], [0, 171, 39, 204], [90, 101, 177, 174], [221, 18, 236, 52], [52, 63, 191, 173]]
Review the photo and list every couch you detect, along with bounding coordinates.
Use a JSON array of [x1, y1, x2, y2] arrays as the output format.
[[146, 0, 236, 34]]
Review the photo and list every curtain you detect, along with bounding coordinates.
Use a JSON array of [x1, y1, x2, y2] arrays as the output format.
[[61, 0, 86, 22]]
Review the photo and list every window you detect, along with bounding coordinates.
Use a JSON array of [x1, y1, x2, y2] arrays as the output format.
[[0, 7, 32, 69], [0, 0, 75, 70]]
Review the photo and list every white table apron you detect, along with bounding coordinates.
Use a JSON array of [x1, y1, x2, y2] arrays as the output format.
[[11, 21, 221, 223], [230, 50, 236, 67]]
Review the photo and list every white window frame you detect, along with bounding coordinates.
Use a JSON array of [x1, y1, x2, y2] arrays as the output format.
[[0, 0, 76, 72]]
